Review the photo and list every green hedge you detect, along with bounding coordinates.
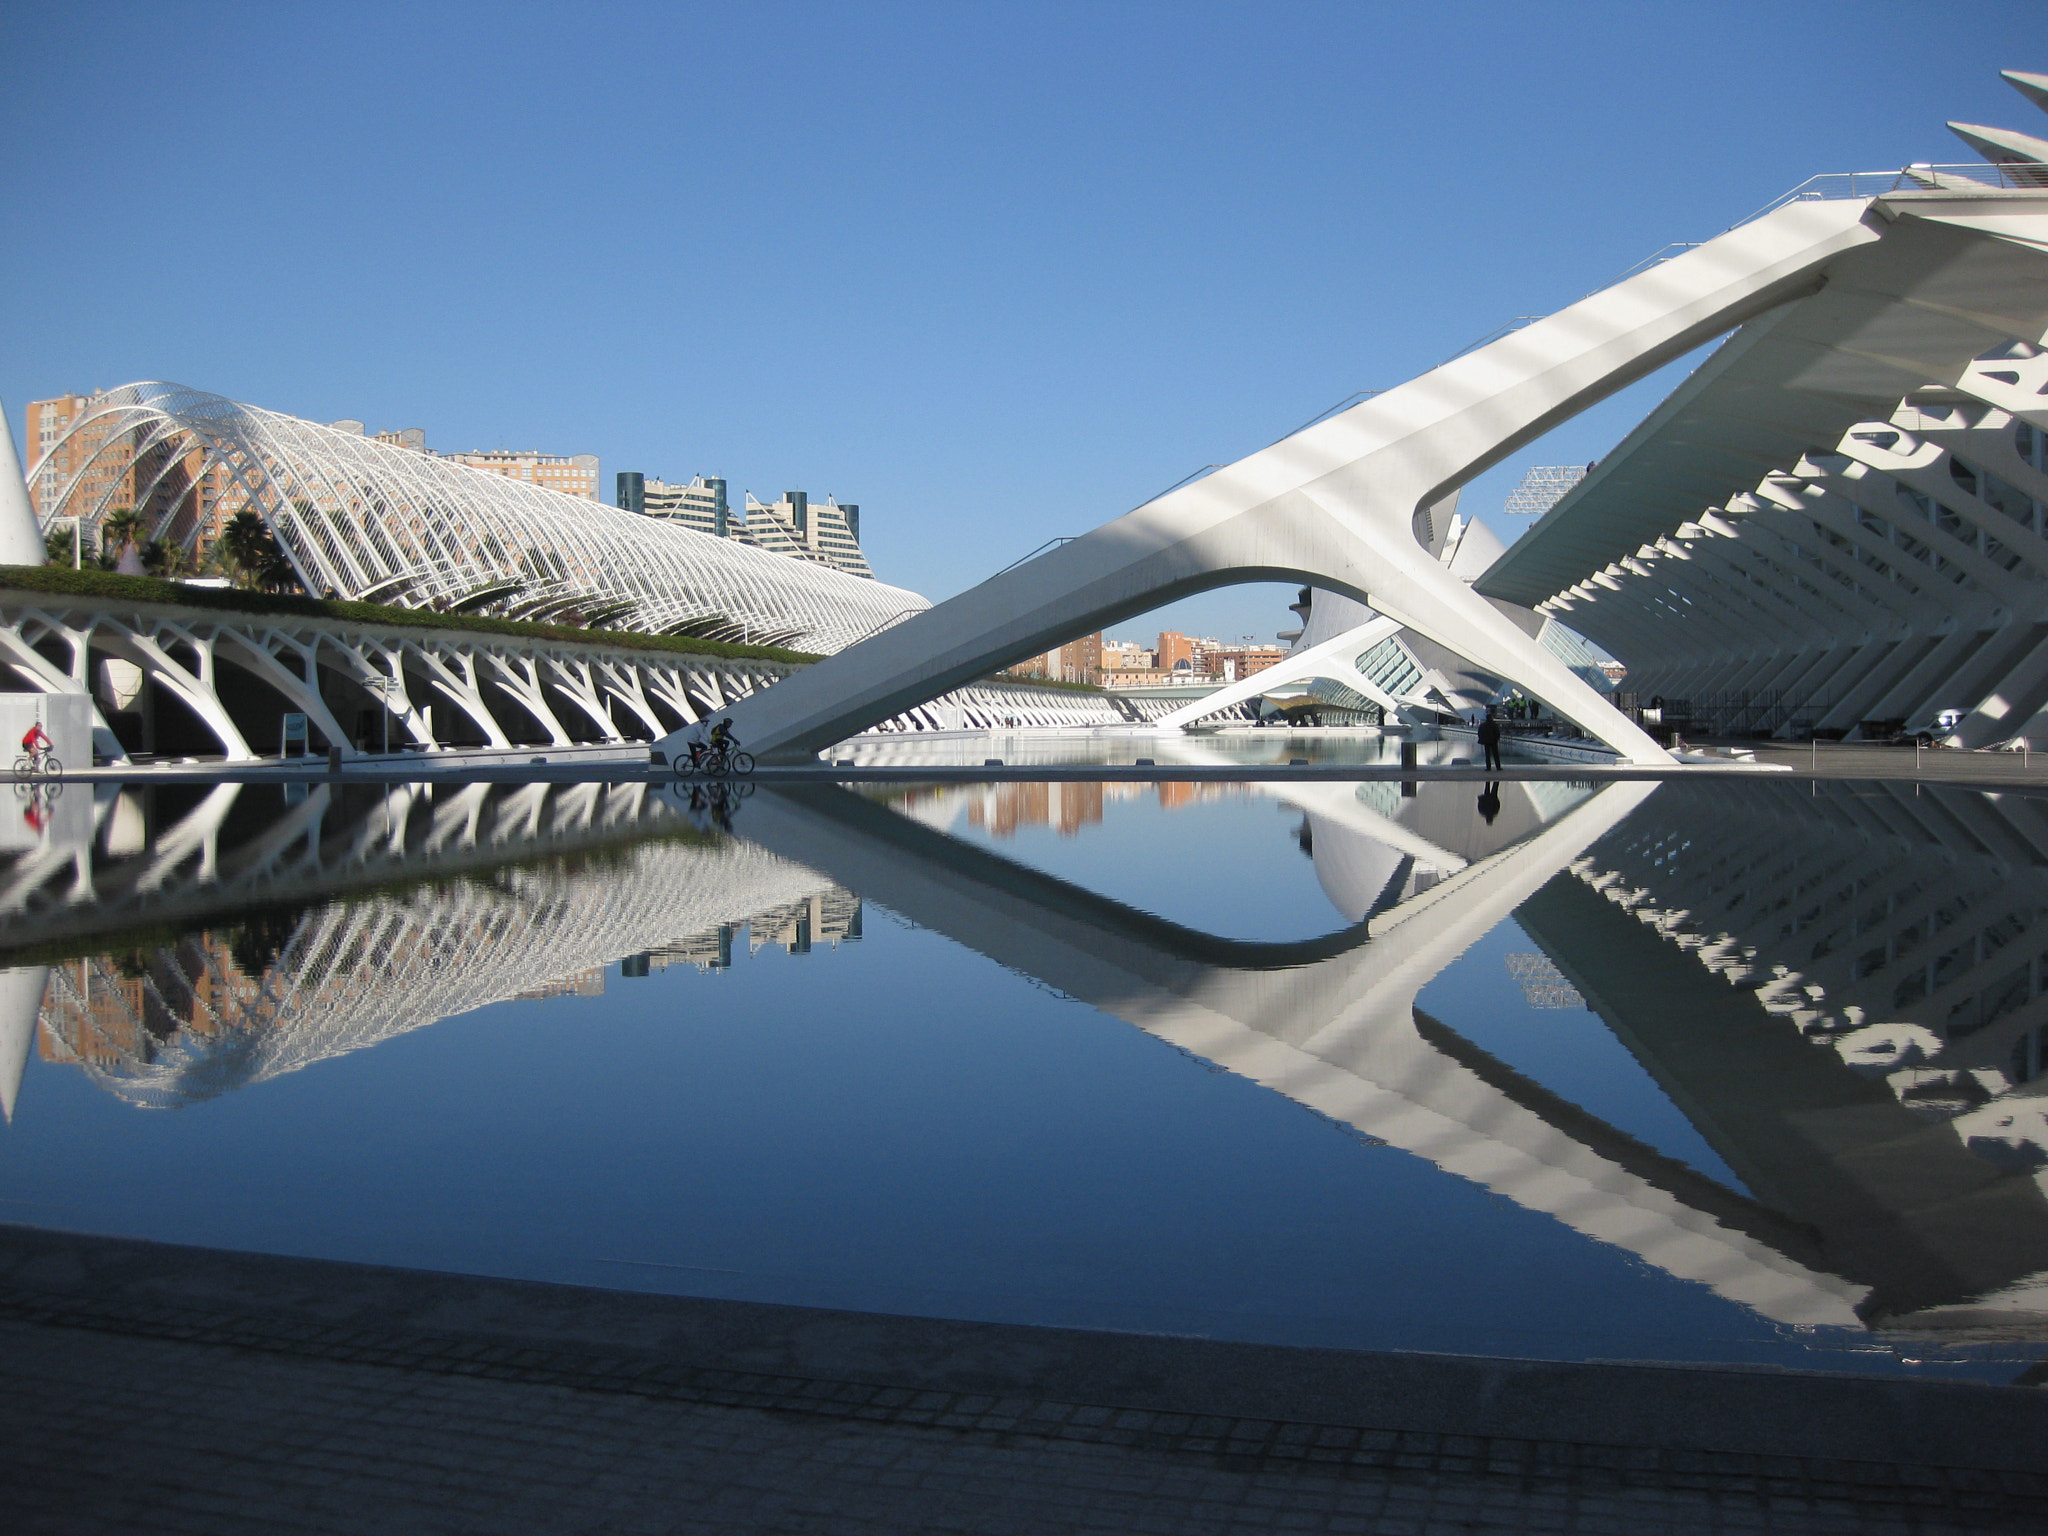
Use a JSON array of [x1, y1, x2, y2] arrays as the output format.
[[0, 564, 820, 664]]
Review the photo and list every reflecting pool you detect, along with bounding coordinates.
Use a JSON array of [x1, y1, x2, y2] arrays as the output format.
[[3, 773, 2046, 1385]]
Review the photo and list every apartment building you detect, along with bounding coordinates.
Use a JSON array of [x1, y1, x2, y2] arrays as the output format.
[[443, 448, 599, 500], [618, 473, 730, 537], [737, 490, 872, 579], [1205, 646, 1289, 683]]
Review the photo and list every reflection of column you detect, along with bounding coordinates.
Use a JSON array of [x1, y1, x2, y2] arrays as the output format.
[[735, 782, 1867, 1327], [0, 967, 48, 1122]]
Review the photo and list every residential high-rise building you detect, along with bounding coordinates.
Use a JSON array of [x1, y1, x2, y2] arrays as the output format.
[[443, 448, 599, 500], [1156, 631, 1200, 672], [620, 474, 731, 538], [740, 490, 873, 579], [1005, 632, 1103, 683], [615, 476, 876, 579]]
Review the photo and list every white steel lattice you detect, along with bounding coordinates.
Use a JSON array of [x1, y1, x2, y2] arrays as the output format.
[[1503, 465, 1590, 517], [26, 382, 926, 653]]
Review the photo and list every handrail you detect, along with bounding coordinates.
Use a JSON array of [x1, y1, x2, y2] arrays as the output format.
[[991, 536, 1078, 576]]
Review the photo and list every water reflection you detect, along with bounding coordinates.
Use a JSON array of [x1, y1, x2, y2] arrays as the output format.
[[2, 779, 854, 1110], [809, 775, 2048, 1355], [3, 772, 2047, 1365]]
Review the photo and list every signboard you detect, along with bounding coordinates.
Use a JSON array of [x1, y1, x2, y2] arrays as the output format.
[[280, 712, 309, 758]]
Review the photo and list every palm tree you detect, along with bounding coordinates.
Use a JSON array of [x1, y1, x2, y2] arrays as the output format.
[[141, 538, 195, 578], [218, 509, 274, 588], [99, 507, 147, 565], [217, 509, 300, 592]]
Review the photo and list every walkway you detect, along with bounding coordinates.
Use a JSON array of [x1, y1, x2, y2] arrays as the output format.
[[1, 1224, 2043, 1534]]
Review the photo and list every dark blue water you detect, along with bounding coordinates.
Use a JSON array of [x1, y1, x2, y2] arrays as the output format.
[[1, 774, 2041, 1383]]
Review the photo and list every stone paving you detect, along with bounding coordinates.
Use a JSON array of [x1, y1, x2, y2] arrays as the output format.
[[1, 1228, 2045, 1534], [3, 1313, 2038, 1536]]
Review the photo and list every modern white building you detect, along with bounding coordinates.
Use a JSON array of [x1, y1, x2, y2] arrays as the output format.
[[674, 68, 2048, 763], [19, 382, 923, 653]]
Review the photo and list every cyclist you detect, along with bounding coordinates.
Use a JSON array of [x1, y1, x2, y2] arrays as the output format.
[[20, 720, 52, 766], [709, 717, 739, 753]]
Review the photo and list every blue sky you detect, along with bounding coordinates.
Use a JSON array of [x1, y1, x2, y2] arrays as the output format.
[[2, 2, 2038, 641]]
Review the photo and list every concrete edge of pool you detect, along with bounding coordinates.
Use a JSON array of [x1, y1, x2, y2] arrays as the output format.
[[2, 1221, 2042, 1483]]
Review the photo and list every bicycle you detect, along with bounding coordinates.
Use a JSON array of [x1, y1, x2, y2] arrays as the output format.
[[678, 742, 755, 778], [12, 747, 61, 779]]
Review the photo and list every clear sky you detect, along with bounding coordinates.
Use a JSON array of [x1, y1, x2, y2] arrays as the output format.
[[3, 2, 2040, 643]]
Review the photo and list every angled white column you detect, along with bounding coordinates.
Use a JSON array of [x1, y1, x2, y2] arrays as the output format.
[[1149, 616, 1403, 730], [677, 199, 1886, 764]]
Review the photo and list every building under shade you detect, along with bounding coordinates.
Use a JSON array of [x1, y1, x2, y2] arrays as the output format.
[[26, 382, 924, 653]]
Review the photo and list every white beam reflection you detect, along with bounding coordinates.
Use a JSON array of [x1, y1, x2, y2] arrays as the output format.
[[728, 780, 1870, 1331]]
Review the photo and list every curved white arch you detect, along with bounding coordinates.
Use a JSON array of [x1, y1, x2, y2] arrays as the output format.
[[26, 383, 927, 654]]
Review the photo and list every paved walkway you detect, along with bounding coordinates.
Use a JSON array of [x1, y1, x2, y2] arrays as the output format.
[[1, 1225, 2044, 1534]]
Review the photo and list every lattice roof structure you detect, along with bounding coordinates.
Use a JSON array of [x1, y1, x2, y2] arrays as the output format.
[[27, 382, 926, 652], [1503, 465, 1590, 516]]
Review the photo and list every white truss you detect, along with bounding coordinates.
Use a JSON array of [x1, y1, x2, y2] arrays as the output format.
[[1528, 364, 2048, 746], [0, 588, 808, 762], [24, 382, 925, 653]]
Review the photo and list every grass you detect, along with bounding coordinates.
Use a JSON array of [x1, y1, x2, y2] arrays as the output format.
[[0, 564, 821, 664]]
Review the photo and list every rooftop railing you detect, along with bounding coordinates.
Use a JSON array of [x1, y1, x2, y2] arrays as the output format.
[[1734, 162, 2048, 229]]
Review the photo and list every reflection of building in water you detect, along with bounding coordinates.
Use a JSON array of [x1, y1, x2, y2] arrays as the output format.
[[970, 781, 1106, 838], [745, 890, 863, 957], [1516, 779, 2048, 1345], [1504, 952, 1585, 1010], [24, 788, 856, 1110], [633, 890, 865, 971], [758, 777, 2048, 1358], [895, 779, 1262, 840], [1558, 781, 2048, 1168], [515, 968, 608, 1001]]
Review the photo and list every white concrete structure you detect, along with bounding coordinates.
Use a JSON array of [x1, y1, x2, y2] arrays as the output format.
[[0, 398, 42, 567], [1474, 78, 2048, 745], [683, 192, 1967, 765], [0, 584, 809, 762], [24, 383, 923, 652]]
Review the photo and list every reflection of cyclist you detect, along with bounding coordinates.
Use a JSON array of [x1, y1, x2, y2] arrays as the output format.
[[21, 722, 51, 759]]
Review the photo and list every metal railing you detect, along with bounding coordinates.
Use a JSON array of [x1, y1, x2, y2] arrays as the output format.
[[1731, 162, 2048, 229]]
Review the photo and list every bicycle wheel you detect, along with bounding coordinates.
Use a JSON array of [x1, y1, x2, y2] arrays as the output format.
[[39, 756, 60, 778], [10, 756, 28, 777], [727, 751, 755, 776]]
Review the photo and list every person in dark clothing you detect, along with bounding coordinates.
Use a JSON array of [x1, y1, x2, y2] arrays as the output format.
[[1478, 710, 1504, 772]]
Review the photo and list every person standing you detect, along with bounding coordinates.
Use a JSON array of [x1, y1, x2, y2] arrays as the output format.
[[1478, 709, 1504, 772]]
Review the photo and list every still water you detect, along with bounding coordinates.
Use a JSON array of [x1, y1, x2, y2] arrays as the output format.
[[3, 772, 2046, 1385]]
